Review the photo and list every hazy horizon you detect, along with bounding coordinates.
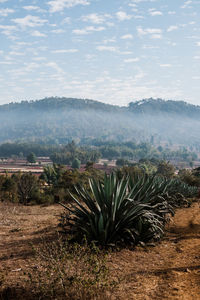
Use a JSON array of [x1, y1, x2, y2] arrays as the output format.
[[0, 96, 199, 108]]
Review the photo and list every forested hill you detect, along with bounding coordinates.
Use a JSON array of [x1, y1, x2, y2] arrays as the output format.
[[1, 97, 200, 116], [128, 98, 200, 118], [0, 97, 200, 146], [0, 97, 120, 113]]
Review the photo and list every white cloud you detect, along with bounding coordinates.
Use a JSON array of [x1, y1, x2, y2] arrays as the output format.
[[142, 45, 159, 49], [51, 49, 78, 53], [121, 34, 133, 39], [149, 9, 163, 16], [0, 8, 15, 17], [9, 51, 24, 56], [0, 0, 8, 3], [23, 6, 45, 13], [129, 3, 137, 7], [137, 27, 162, 38], [168, 11, 176, 15], [12, 15, 48, 28], [192, 76, 200, 80], [167, 25, 178, 32], [73, 26, 105, 35], [181, 1, 192, 9], [116, 11, 132, 21], [129, 0, 157, 2], [32, 57, 47, 61], [46, 62, 64, 73], [151, 34, 162, 39], [196, 42, 200, 46], [31, 30, 47, 37], [102, 38, 116, 44], [160, 64, 172, 67], [23, 6, 39, 10], [82, 13, 111, 24], [0, 61, 13, 65], [146, 28, 162, 34], [51, 29, 65, 33], [137, 27, 146, 36], [0, 24, 17, 36], [48, 0, 90, 13], [134, 15, 145, 19], [120, 51, 133, 55], [96, 46, 118, 52], [62, 17, 71, 24], [124, 58, 140, 63]]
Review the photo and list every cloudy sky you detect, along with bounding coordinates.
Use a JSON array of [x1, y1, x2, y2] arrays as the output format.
[[0, 0, 200, 106]]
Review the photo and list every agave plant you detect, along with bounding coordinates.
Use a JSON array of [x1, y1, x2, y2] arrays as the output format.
[[128, 174, 174, 219], [59, 173, 170, 246], [161, 177, 198, 207], [128, 173, 198, 208]]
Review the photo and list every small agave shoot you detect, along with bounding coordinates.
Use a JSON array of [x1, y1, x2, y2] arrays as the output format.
[[59, 173, 172, 246]]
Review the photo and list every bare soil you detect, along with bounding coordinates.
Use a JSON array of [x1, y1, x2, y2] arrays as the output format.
[[1, 201, 200, 299]]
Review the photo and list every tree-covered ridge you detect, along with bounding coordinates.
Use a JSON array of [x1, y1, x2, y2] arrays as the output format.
[[0, 97, 121, 113], [128, 98, 200, 118], [1, 97, 200, 116], [0, 97, 200, 146]]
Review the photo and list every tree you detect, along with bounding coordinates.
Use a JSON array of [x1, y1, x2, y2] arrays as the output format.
[[116, 158, 129, 167], [27, 152, 36, 164], [156, 161, 175, 178], [189, 161, 194, 168], [72, 158, 81, 169], [40, 164, 64, 185], [17, 173, 39, 204]]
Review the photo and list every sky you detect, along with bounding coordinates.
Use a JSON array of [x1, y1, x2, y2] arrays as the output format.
[[0, 0, 200, 106]]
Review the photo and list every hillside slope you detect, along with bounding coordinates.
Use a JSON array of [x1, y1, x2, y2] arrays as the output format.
[[0, 97, 199, 145]]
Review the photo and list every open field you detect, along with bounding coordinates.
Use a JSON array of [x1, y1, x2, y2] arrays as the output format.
[[0, 158, 52, 175], [0, 158, 116, 176], [1, 200, 200, 299]]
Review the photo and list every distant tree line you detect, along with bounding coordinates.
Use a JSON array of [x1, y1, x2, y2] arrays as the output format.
[[0, 141, 198, 167], [0, 159, 200, 205]]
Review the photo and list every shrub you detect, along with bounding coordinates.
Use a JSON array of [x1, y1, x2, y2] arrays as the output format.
[[156, 161, 175, 178], [178, 169, 200, 187], [24, 236, 114, 300]]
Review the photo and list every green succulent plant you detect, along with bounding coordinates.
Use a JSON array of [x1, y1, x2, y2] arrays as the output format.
[[59, 173, 171, 246]]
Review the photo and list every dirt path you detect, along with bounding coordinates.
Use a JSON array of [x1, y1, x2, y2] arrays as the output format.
[[109, 201, 200, 299], [1, 201, 200, 299]]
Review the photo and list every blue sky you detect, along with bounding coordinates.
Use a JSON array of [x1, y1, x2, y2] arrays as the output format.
[[0, 0, 200, 106]]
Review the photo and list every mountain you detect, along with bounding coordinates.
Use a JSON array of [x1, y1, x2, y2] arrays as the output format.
[[0, 97, 200, 146]]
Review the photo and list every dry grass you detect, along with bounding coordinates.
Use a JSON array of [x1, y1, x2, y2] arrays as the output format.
[[1, 201, 200, 299]]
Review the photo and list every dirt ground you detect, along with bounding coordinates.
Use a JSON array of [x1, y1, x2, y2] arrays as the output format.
[[0, 201, 200, 299]]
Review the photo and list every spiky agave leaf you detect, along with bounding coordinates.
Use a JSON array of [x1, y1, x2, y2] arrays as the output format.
[[59, 173, 170, 246]]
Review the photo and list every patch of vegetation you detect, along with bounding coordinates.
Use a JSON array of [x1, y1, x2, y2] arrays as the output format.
[[23, 236, 115, 300], [59, 172, 198, 246], [59, 174, 170, 246]]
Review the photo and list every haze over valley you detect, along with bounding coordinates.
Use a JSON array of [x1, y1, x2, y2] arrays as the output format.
[[0, 97, 200, 149]]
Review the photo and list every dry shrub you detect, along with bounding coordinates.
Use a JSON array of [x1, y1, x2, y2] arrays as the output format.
[[23, 234, 117, 300]]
